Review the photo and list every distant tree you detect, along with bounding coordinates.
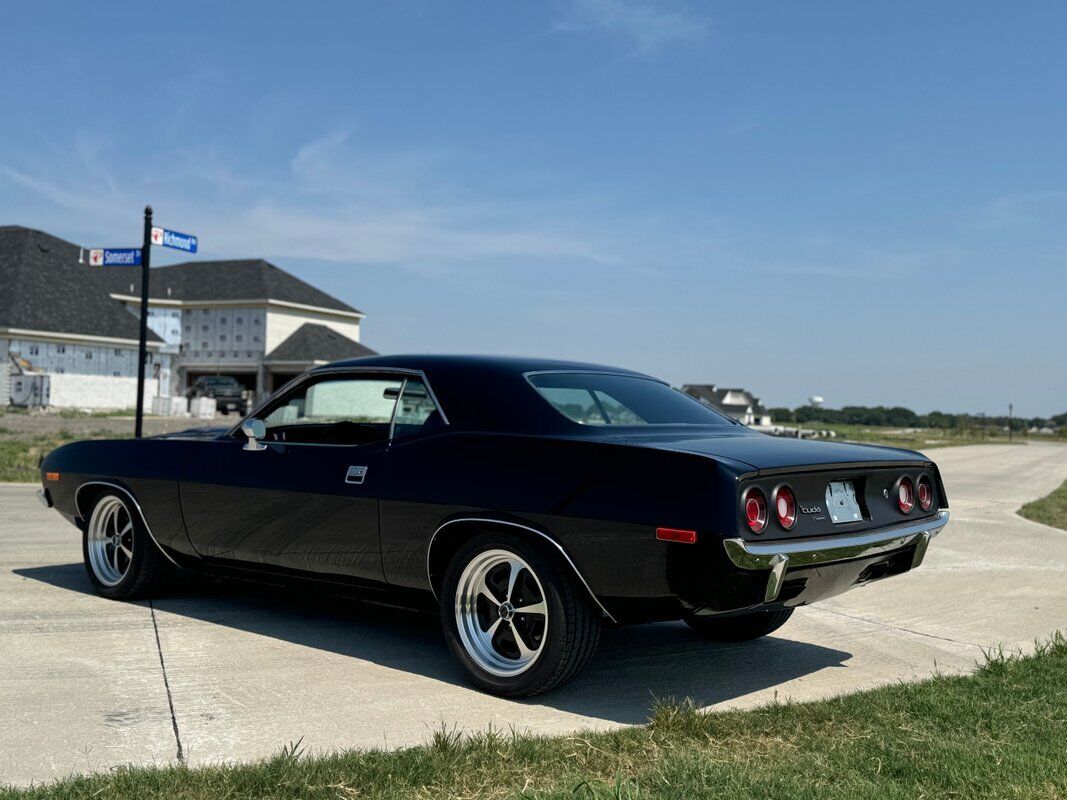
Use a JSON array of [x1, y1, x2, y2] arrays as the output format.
[[768, 407, 794, 423]]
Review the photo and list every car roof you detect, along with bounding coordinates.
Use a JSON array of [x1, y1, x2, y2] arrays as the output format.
[[323, 353, 652, 377], [313, 354, 659, 434]]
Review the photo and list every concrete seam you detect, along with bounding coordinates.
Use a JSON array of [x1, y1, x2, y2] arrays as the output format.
[[810, 606, 987, 650], [149, 600, 185, 765]]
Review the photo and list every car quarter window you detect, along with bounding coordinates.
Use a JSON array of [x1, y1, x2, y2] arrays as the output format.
[[528, 372, 736, 426], [391, 378, 445, 438], [261, 375, 403, 445]]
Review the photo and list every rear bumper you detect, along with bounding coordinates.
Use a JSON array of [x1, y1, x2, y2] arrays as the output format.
[[723, 510, 949, 602]]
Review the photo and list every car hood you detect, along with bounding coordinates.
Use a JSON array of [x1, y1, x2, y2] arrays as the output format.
[[590, 428, 926, 472]]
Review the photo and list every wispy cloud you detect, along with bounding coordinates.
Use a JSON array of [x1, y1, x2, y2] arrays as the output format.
[[0, 130, 627, 271], [554, 0, 709, 56]]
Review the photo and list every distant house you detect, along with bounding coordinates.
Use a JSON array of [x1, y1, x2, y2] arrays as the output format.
[[2, 225, 376, 410], [682, 384, 772, 426]]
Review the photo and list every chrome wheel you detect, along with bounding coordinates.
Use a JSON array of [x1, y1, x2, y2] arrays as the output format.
[[455, 549, 548, 677], [87, 496, 134, 587]]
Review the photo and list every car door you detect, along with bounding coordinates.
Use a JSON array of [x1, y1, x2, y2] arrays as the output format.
[[178, 370, 404, 582]]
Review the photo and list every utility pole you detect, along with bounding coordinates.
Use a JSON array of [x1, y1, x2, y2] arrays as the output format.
[[1008, 403, 1013, 443], [134, 205, 153, 438]]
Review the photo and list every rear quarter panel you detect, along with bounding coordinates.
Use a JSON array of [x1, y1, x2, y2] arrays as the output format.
[[380, 431, 741, 600]]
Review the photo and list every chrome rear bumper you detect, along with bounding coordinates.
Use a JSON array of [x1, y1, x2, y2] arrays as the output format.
[[723, 510, 950, 602]]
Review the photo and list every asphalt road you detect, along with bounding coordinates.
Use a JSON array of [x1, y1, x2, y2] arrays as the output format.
[[2, 443, 1065, 786]]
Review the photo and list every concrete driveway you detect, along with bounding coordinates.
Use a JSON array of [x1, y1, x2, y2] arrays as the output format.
[[2, 442, 1065, 785]]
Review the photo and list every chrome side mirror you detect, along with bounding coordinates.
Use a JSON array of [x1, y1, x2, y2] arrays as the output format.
[[241, 418, 267, 451]]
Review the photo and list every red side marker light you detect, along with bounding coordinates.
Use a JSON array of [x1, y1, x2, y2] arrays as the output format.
[[45, 472, 61, 482], [656, 527, 698, 544]]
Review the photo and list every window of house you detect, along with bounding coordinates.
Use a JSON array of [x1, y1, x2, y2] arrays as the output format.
[[113, 371, 121, 377], [184, 309, 191, 316], [57, 345, 66, 354], [56, 368, 64, 374], [220, 334, 227, 342], [202, 324, 208, 331], [203, 309, 209, 315], [236, 317, 243, 325], [220, 317, 227, 324], [29, 345, 39, 355], [253, 317, 261, 325], [114, 348, 123, 356], [235, 334, 243, 342], [253, 335, 261, 343], [201, 341, 208, 349], [185, 324, 191, 332], [85, 351, 93, 360]]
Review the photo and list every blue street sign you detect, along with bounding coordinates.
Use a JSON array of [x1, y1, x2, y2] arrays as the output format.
[[151, 226, 198, 253], [89, 248, 142, 267]]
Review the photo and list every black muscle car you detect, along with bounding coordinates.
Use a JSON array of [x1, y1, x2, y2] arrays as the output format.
[[37, 356, 949, 696]]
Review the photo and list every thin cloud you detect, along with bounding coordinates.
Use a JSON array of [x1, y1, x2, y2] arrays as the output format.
[[554, 0, 709, 56]]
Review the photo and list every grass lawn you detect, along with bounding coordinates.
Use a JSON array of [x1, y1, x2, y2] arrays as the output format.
[[3, 635, 1064, 799], [1019, 479, 1067, 532], [0, 432, 85, 483], [807, 422, 1036, 451]]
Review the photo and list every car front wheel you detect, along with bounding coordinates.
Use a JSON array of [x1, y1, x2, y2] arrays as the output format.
[[83, 493, 172, 599], [441, 532, 601, 696]]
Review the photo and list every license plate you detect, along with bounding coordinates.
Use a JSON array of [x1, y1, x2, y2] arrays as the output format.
[[826, 481, 862, 524]]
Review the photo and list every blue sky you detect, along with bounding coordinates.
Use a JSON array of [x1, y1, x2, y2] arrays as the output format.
[[2, 1, 1065, 416]]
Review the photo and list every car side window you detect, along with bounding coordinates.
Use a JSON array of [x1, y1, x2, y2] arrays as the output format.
[[391, 378, 444, 439], [260, 375, 403, 446]]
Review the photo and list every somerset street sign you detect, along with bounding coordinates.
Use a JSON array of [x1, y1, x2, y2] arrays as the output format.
[[150, 226, 198, 253], [88, 248, 142, 267]]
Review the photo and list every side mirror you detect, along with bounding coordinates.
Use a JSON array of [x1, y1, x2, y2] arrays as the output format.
[[241, 418, 267, 451]]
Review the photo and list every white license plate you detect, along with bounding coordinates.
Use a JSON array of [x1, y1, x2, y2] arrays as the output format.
[[826, 481, 862, 524]]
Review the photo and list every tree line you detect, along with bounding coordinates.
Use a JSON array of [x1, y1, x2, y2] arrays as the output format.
[[766, 405, 1066, 431]]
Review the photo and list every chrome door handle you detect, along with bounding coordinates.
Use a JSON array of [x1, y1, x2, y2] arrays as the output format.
[[345, 466, 368, 485]]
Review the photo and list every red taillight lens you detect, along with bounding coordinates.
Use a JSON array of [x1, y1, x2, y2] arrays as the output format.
[[917, 477, 933, 511], [774, 486, 797, 530], [897, 477, 915, 514], [743, 488, 768, 534]]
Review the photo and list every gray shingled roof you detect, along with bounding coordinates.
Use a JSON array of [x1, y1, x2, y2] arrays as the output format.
[[0, 226, 161, 343], [264, 323, 377, 363], [99, 259, 360, 314]]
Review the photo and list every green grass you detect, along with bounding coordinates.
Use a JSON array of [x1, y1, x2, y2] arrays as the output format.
[[0, 432, 113, 483], [1019, 479, 1067, 532], [805, 422, 1031, 451], [4, 635, 1065, 800]]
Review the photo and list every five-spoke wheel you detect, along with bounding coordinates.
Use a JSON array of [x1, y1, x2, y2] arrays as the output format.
[[455, 549, 549, 676], [82, 492, 172, 599], [441, 532, 601, 696]]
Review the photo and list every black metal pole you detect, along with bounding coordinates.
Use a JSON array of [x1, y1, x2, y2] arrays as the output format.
[[1009, 403, 1013, 443], [134, 205, 153, 438]]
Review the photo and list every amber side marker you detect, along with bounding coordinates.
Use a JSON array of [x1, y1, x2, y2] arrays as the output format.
[[656, 527, 698, 544], [45, 472, 61, 482]]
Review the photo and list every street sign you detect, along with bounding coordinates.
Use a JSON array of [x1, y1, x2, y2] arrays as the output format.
[[88, 248, 142, 267], [150, 226, 198, 253]]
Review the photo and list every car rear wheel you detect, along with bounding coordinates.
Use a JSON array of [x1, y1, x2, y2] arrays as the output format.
[[83, 493, 172, 599], [441, 532, 601, 697], [684, 608, 793, 641]]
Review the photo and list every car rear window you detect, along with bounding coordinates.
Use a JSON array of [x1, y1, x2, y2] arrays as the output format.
[[527, 372, 735, 427]]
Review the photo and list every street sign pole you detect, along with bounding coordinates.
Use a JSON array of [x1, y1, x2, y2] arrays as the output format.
[[134, 205, 153, 439]]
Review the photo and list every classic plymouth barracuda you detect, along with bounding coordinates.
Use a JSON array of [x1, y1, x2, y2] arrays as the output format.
[[38, 355, 949, 696]]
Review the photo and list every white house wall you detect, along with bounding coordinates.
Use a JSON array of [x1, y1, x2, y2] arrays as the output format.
[[265, 307, 361, 353], [178, 305, 266, 364], [47, 374, 160, 410], [0, 338, 9, 404]]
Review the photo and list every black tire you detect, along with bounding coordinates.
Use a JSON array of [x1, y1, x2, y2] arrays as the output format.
[[684, 608, 794, 642], [441, 532, 601, 697], [82, 492, 173, 600]]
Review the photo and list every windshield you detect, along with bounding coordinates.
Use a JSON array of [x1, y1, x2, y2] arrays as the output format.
[[203, 377, 239, 386], [527, 372, 736, 427]]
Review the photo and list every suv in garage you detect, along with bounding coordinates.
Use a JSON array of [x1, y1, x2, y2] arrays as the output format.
[[187, 375, 248, 415]]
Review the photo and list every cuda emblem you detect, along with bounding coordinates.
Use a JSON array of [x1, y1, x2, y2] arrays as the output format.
[[800, 505, 823, 515]]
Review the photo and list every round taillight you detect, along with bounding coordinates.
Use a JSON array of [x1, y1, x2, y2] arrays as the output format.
[[897, 477, 915, 514], [917, 477, 933, 512], [774, 486, 797, 530], [743, 488, 768, 534]]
